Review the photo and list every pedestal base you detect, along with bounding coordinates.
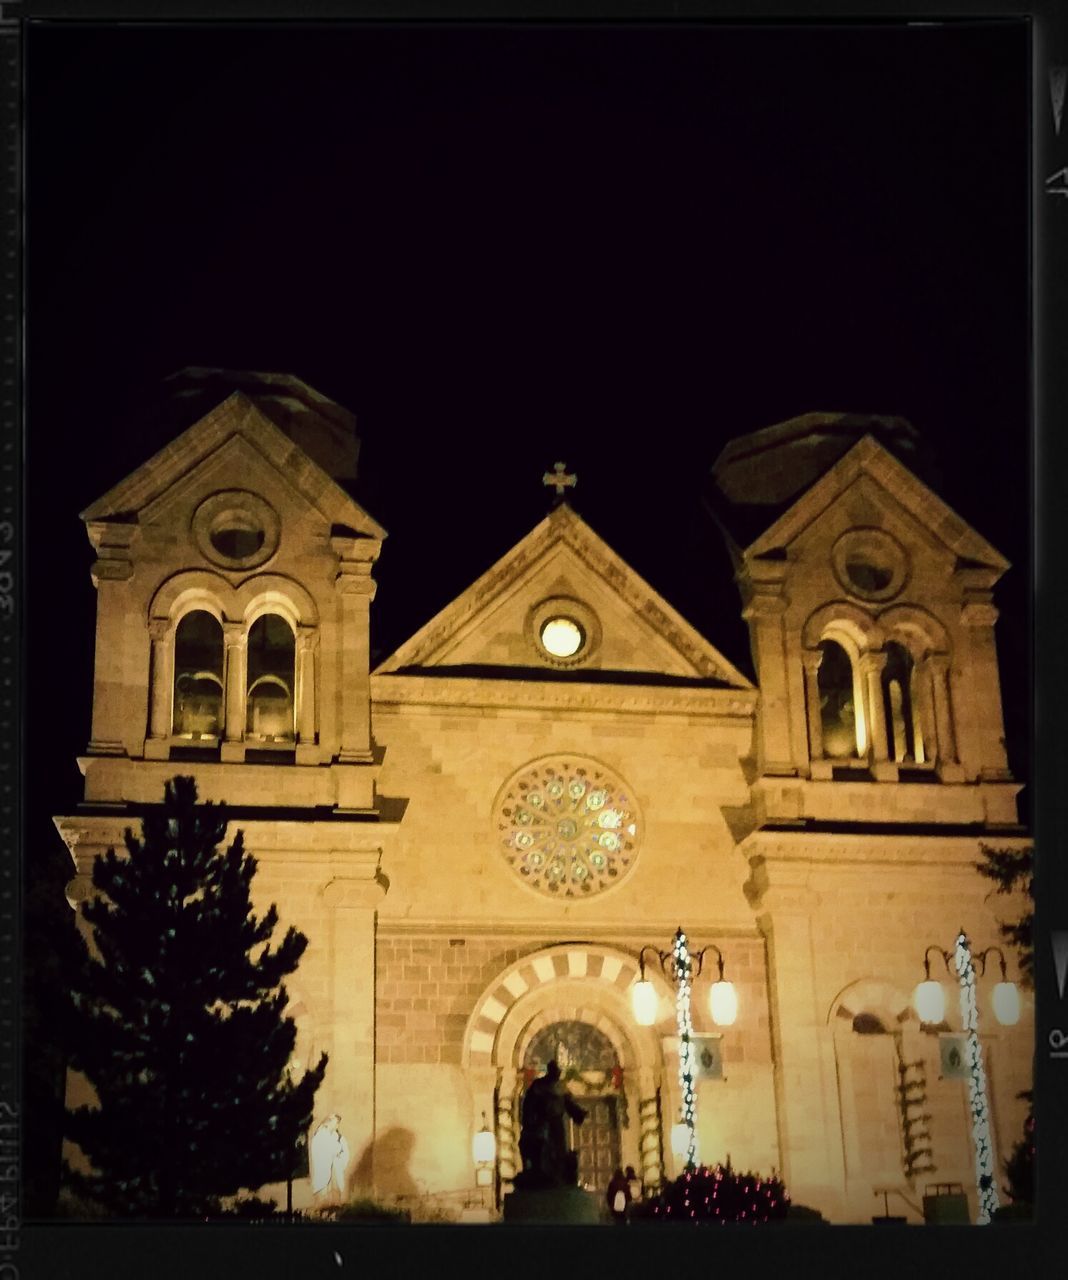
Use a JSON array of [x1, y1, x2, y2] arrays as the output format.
[[502, 1187, 602, 1225]]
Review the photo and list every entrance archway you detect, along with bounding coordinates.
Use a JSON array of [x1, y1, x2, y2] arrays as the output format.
[[461, 944, 675, 1198]]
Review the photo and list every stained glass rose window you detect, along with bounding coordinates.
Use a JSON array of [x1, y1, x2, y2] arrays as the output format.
[[495, 757, 640, 897]]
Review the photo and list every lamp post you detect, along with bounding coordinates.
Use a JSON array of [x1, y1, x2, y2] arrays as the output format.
[[913, 930, 1020, 1225], [630, 927, 737, 1174], [472, 1112, 496, 1205]]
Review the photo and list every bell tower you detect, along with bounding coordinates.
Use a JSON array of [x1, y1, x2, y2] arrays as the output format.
[[709, 413, 1022, 832]]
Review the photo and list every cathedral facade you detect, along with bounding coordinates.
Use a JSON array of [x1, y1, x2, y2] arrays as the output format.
[[55, 372, 1032, 1224]]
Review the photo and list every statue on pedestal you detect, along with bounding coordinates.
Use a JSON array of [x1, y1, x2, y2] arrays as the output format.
[[514, 1059, 587, 1190]]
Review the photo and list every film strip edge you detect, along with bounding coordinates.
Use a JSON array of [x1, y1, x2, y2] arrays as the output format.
[[0, 0, 21, 1270]]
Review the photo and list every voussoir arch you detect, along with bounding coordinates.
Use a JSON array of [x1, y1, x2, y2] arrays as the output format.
[[461, 943, 674, 1070], [802, 601, 884, 652], [148, 568, 237, 625], [876, 603, 950, 659], [827, 976, 915, 1030], [236, 573, 319, 628]]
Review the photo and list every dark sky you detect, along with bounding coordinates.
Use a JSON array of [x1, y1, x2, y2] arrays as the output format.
[[26, 20, 1031, 831]]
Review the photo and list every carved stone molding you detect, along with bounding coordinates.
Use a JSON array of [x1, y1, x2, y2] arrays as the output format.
[[371, 673, 758, 720]]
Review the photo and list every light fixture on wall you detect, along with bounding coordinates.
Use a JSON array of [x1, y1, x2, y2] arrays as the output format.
[[630, 927, 738, 1173], [473, 1112, 496, 1188], [912, 932, 1022, 1224], [670, 1113, 695, 1164]]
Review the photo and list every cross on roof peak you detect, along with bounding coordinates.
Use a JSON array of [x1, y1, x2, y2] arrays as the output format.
[[542, 461, 577, 500]]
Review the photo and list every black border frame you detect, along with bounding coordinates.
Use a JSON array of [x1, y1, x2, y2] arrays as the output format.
[[7, 3, 1065, 1276]]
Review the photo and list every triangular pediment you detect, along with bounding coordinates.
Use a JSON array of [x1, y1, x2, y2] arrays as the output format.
[[80, 391, 384, 538], [376, 504, 752, 688], [744, 435, 1009, 574]]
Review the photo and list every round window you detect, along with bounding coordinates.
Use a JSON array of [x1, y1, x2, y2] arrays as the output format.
[[525, 596, 601, 668], [539, 616, 585, 659], [494, 756, 641, 899], [192, 490, 281, 569], [831, 528, 908, 602]]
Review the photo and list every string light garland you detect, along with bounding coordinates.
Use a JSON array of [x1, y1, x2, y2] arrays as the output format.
[[673, 929, 698, 1171], [954, 931, 1001, 1224]]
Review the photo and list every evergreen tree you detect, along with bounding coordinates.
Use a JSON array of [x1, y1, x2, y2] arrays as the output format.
[[65, 777, 327, 1217], [1002, 1090, 1034, 1206], [975, 843, 1033, 987]]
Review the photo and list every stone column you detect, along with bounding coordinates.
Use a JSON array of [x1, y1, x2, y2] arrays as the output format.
[[911, 662, 937, 766], [321, 867, 387, 1196], [925, 653, 964, 781], [144, 617, 174, 759], [741, 582, 798, 776], [85, 520, 138, 756], [296, 626, 319, 765], [221, 622, 247, 763], [960, 596, 1012, 780], [801, 649, 825, 766], [859, 651, 894, 778], [332, 536, 380, 764], [331, 534, 382, 811]]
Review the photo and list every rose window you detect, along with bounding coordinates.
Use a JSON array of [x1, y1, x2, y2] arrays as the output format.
[[495, 757, 640, 898]]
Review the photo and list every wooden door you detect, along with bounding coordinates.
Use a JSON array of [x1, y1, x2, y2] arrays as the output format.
[[570, 1096, 621, 1193]]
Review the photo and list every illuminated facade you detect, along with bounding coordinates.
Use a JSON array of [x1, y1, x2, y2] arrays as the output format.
[[55, 374, 1032, 1223]]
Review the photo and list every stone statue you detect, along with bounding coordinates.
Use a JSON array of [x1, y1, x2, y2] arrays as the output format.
[[515, 1059, 587, 1189]]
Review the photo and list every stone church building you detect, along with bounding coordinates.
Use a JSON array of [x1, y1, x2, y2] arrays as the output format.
[[56, 370, 1032, 1224]]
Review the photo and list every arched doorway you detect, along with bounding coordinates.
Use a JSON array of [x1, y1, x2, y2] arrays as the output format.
[[521, 1020, 625, 1193], [461, 944, 674, 1201]]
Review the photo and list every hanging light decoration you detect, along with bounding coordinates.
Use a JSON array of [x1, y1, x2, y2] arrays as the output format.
[[913, 978, 947, 1024], [709, 979, 738, 1027], [472, 1112, 496, 1188], [631, 976, 658, 1027], [991, 981, 1020, 1027]]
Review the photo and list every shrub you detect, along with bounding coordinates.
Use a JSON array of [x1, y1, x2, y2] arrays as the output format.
[[315, 1198, 411, 1224]]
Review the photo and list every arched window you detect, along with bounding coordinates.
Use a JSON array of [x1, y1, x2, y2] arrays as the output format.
[[246, 614, 295, 742], [172, 610, 224, 738], [818, 639, 860, 759], [882, 641, 924, 764]]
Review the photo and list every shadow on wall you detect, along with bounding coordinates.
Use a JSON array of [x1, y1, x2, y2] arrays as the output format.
[[350, 1126, 419, 1200]]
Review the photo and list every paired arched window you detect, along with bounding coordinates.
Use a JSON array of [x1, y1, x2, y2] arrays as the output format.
[[172, 610, 224, 738], [246, 614, 296, 743], [165, 608, 298, 745], [805, 614, 944, 771]]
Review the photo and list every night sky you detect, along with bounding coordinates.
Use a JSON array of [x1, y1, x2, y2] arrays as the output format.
[[26, 20, 1031, 841]]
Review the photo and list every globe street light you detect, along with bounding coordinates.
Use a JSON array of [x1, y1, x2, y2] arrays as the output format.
[[912, 931, 1021, 1224], [630, 927, 738, 1173]]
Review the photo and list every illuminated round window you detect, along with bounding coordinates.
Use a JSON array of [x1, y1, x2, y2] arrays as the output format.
[[526, 596, 601, 668], [540, 617, 585, 659], [494, 756, 641, 899]]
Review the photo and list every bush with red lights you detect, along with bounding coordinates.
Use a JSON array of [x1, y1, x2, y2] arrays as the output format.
[[631, 1163, 789, 1224]]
